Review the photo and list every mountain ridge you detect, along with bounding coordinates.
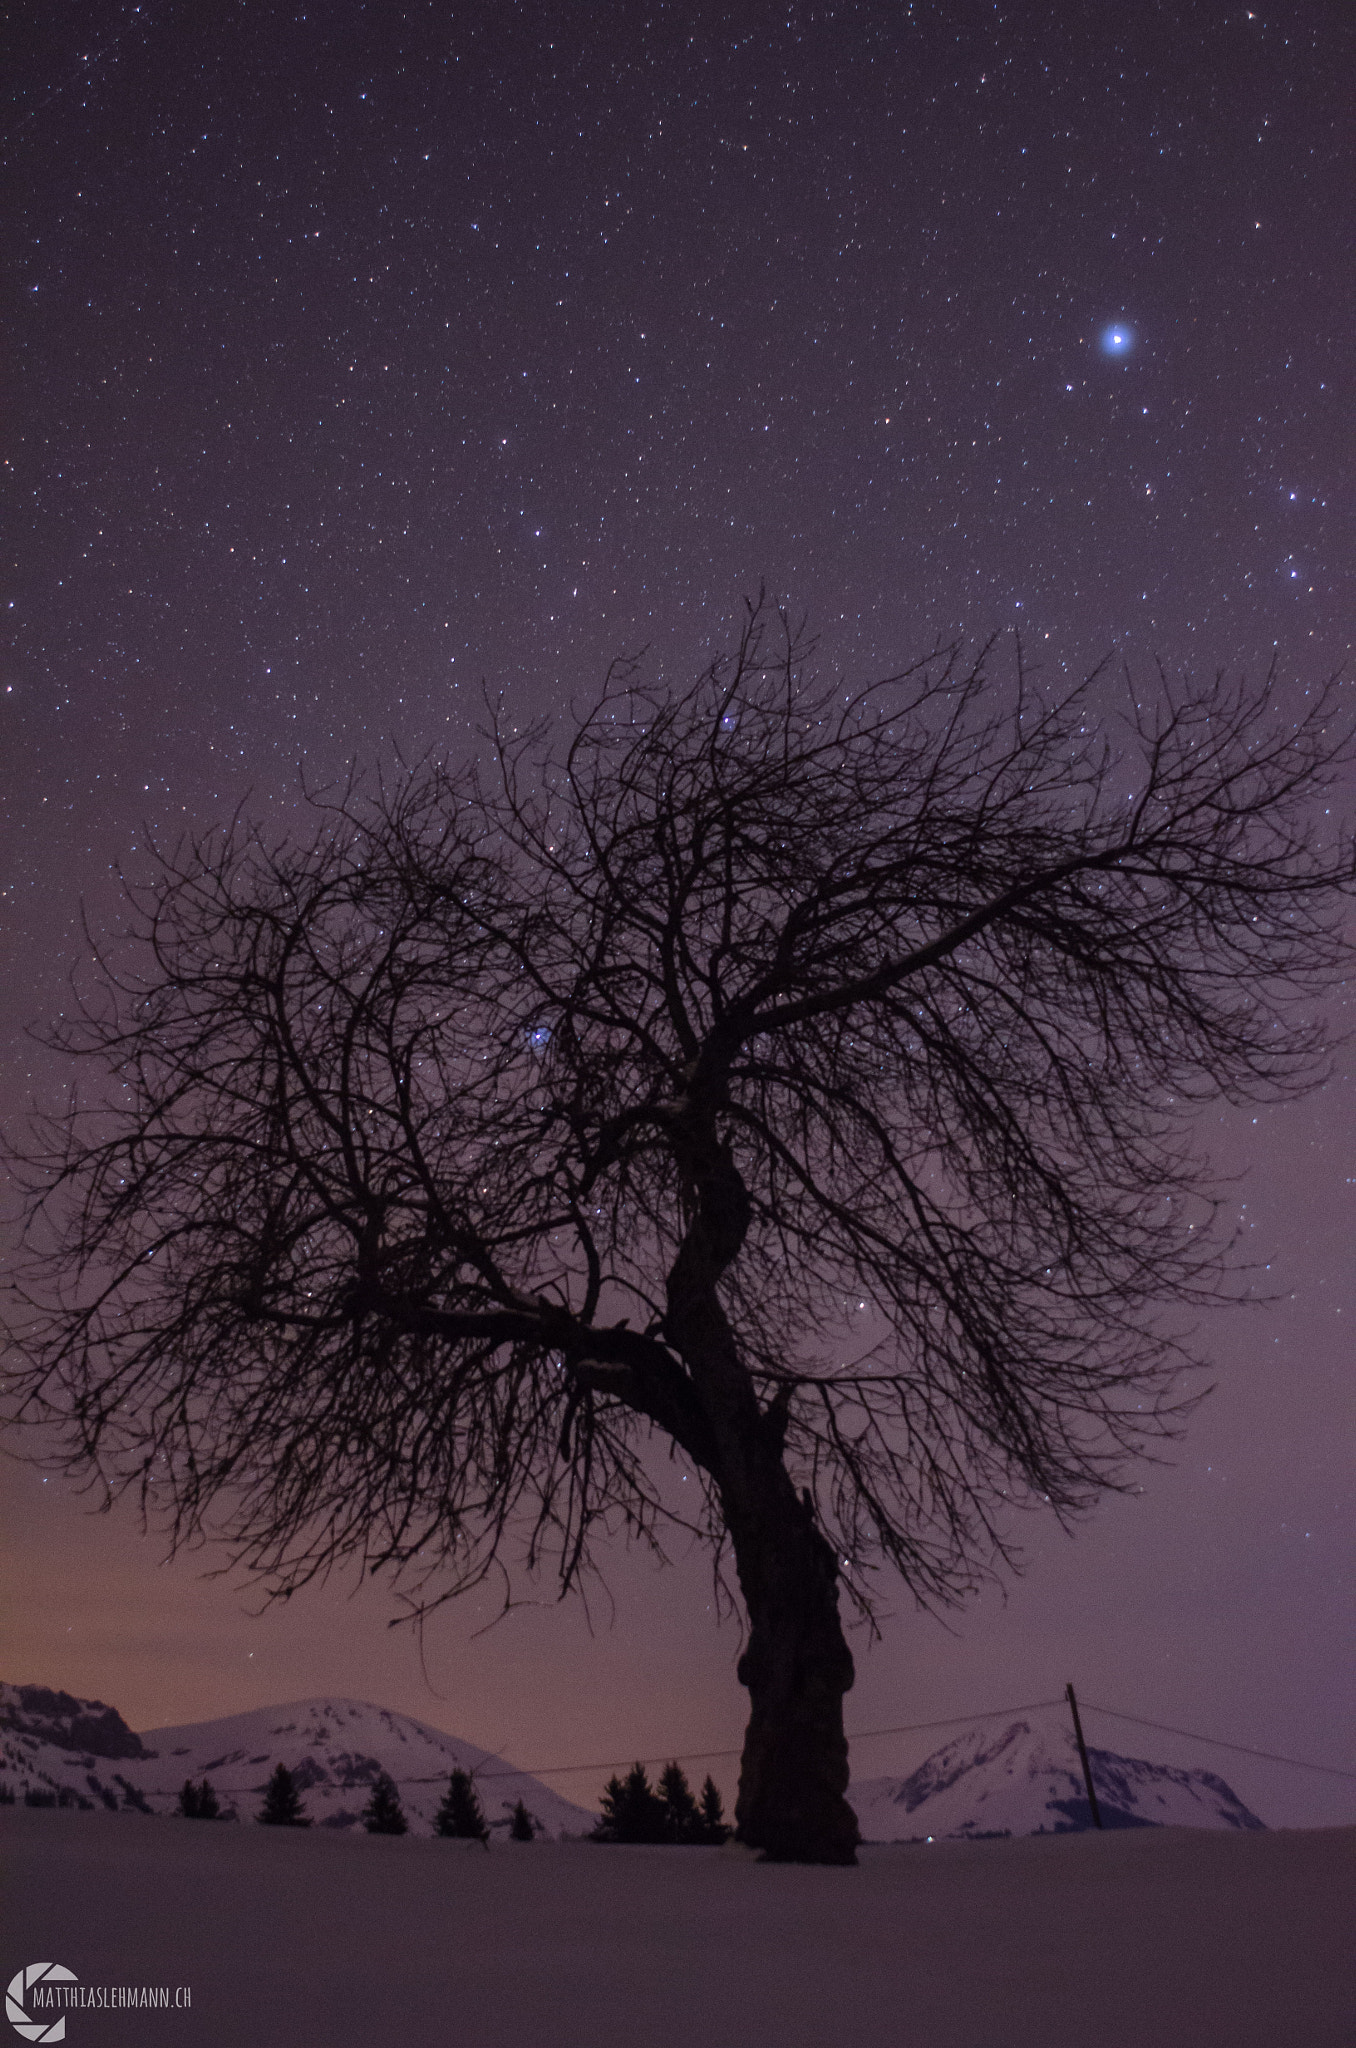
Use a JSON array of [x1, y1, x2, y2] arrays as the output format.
[[3, 1683, 1268, 1841], [849, 1714, 1266, 1840], [1, 1685, 594, 1837]]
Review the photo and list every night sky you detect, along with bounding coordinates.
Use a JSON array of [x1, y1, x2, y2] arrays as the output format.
[[4, 1, 1353, 1826]]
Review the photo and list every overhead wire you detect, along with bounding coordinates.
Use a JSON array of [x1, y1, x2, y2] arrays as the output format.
[[1077, 1701, 1356, 1781], [79, 1693, 1354, 1798]]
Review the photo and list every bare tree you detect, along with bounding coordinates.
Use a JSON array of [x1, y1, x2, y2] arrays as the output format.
[[6, 598, 1353, 1862]]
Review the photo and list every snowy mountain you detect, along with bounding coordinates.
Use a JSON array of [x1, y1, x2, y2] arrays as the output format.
[[135, 1697, 597, 1837], [0, 1682, 159, 1814], [0, 1685, 596, 1838], [5, 1682, 1267, 1845], [850, 1714, 1265, 1841]]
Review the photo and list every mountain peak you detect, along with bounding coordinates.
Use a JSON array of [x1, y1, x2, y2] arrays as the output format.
[[1, 1684, 595, 1836], [0, 1682, 153, 1762], [850, 1713, 1265, 1840]]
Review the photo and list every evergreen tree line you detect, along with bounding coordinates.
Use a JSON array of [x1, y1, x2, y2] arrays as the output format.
[[591, 1762, 730, 1845], [191, 1760, 537, 1840], [177, 1756, 728, 1842], [177, 1777, 223, 1819]]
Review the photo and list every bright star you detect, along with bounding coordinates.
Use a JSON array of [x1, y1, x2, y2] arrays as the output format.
[[1100, 324, 1134, 356]]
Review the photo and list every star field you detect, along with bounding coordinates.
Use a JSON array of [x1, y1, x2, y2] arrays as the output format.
[[3, 1, 1353, 1820]]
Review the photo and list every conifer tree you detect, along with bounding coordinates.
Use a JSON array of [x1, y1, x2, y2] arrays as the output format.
[[593, 1763, 670, 1844], [362, 1772, 408, 1835], [699, 1776, 730, 1845], [508, 1798, 535, 1841], [434, 1768, 489, 1845], [594, 1774, 627, 1843], [659, 1761, 702, 1844], [179, 1777, 221, 1819], [628, 1762, 670, 1843], [258, 1762, 310, 1827]]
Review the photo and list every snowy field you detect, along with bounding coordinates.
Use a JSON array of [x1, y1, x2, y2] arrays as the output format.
[[4, 1808, 1353, 2048]]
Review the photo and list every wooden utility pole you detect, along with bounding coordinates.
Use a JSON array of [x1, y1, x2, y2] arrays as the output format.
[[1065, 1682, 1104, 1830]]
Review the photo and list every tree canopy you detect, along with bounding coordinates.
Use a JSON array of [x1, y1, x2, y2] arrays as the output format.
[[7, 598, 1353, 1860]]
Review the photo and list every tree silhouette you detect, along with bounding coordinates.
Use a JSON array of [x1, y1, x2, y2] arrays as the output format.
[[593, 1760, 726, 1845], [434, 1767, 489, 1844], [258, 1763, 309, 1827], [508, 1798, 536, 1842], [362, 1772, 408, 1835], [659, 1761, 703, 1844], [698, 1775, 730, 1845], [593, 1762, 670, 1844], [593, 1773, 630, 1843], [178, 1777, 220, 1819], [7, 596, 1354, 1862]]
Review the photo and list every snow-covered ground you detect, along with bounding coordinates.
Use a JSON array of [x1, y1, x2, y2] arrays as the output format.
[[4, 1805, 1352, 2047]]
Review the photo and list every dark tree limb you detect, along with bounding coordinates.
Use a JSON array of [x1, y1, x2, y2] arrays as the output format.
[[6, 593, 1354, 1862]]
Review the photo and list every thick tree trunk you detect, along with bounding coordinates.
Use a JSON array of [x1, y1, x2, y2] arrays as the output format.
[[724, 1457, 859, 1865], [661, 1113, 858, 1863]]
